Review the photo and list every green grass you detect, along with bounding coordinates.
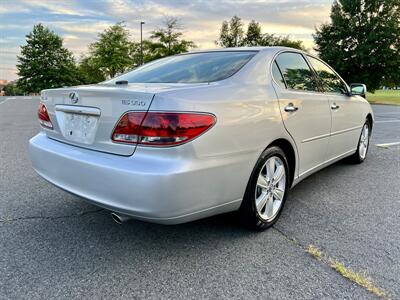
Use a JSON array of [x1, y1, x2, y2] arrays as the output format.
[[366, 90, 400, 105], [330, 261, 388, 299], [307, 245, 389, 299]]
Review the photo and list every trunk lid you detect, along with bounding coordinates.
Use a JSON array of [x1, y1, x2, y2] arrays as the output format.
[[41, 84, 155, 156]]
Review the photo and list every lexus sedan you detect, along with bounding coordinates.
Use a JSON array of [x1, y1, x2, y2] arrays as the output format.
[[29, 47, 373, 230]]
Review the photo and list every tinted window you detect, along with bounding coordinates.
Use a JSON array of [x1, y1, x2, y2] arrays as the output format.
[[307, 56, 348, 94], [108, 51, 257, 84], [272, 61, 286, 88], [275, 52, 318, 91]]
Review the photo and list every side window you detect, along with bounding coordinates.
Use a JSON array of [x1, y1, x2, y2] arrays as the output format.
[[307, 56, 348, 95], [275, 52, 318, 92], [272, 61, 286, 88]]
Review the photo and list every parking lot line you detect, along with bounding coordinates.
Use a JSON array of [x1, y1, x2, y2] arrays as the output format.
[[375, 120, 400, 123], [0, 97, 15, 105], [375, 141, 400, 148]]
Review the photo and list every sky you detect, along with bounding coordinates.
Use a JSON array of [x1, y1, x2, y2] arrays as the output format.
[[0, 0, 333, 81]]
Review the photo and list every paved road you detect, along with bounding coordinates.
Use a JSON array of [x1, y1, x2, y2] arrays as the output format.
[[1, 97, 399, 299]]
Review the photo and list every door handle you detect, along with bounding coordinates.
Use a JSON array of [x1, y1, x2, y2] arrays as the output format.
[[284, 103, 298, 112], [331, 103, 340, 110]]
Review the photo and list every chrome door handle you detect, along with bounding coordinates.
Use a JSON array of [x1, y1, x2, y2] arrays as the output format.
[[284, 103, 298, 112], [331, 103, 340, 110]]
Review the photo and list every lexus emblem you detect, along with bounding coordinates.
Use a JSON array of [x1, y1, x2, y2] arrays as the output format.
[[69, 92, 79, 104]]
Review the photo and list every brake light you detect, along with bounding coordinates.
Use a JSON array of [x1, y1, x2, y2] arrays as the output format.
[[38, 103, 53, 129], [112, 112, 216, 146], [112, 112, 146, 143]]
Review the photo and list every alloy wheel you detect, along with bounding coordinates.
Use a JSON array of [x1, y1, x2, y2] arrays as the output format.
[[359, 124, 369, 159], [255, 156, 286, 221]]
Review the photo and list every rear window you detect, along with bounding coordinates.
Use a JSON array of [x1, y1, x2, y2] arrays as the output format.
[[108, 51, 257, 84]]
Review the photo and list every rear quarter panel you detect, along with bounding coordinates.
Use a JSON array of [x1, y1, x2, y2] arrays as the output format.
[[144, 59, 297, 208]]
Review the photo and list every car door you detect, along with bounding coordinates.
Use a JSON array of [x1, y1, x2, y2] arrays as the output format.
[[272, 52, 331, 177], [306, 56, 363, 159]]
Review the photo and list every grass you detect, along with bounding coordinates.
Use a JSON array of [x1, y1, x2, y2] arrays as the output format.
[[307, 245, 389, 299], [330, 261, 388, 299], [366, 90, 400, 105], [307, 245, 324, 260]]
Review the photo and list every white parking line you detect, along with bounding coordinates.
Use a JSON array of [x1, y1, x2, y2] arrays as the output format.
[[374, 112, 400, 115], [375, 120, 400, 123], [376, 142, 400, 148], [0, 97, 16, 105]]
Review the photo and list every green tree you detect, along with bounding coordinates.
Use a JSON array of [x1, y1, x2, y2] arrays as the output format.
[[17, 24, 78, 94], [144, 17, 195, 61], [245, 20, 263, 46], [314, 0, 400, 91], [265, 35, 305, 50], [76, 56, 106, 84], [3, 82, 24, 96], [217, 16, 305, 50], [216, 16, 245, 47], [89, 22, 135, 78], [216, 21, 232, 47]]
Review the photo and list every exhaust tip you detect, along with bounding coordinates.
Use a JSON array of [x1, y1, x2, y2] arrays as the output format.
[[111, 212, 132, 224], [111, 212, 123, 224]]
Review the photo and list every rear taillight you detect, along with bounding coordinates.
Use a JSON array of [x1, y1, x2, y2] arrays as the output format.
[[111, 112, 146, 144], [112, 112, 216, 146], [38, 103, 53, 129]]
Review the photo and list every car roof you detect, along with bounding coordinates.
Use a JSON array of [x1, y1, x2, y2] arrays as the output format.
[[187, 46, 301, 54]]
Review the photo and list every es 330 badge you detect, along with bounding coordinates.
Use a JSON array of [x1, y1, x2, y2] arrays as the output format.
[[121, 100, 147, 106]]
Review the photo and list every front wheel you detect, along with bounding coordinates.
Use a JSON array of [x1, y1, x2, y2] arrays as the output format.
[[348, 120, 371, 164], [239, 146, 289, 230]]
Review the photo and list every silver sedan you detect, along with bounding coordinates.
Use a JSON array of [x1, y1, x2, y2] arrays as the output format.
[[29, 47, 373, 230]]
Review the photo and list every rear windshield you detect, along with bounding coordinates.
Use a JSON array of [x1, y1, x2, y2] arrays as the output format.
[[108, 51, 257, 84]]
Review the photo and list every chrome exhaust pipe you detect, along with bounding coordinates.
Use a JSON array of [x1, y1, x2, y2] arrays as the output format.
[[111, 212, 132, 224]]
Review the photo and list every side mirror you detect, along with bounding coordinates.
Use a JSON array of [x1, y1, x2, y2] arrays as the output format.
[[350, 83, 367, 98]]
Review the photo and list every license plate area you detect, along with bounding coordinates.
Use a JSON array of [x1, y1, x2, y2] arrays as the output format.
[[55, 106, 100, 145]]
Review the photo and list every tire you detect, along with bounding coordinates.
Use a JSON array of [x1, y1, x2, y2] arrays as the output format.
[[239, 146, 290, 230], [347, 119, 371, 164]]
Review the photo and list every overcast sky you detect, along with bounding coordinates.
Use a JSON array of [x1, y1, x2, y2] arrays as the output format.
[[0, 0, 333, 81]]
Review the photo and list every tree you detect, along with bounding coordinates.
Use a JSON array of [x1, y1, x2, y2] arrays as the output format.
[[314, 0, 400, 91], [144, 17, 195, 61], [76, 56, 106, 85], [89, 22, 135, 78], [245, 20, 263, 46], [216, 16, 305, 50], [229, 16, 245, 47], [3, 82, 23, 96], [17, 24, 78, 94], [265, 35, 305, 50], [216, 16, 245, 47], [216, 21, 232, 47]]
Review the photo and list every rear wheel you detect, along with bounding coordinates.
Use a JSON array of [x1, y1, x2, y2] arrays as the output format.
[[348, 120, 371, 164], [239, 146, 289, 230]]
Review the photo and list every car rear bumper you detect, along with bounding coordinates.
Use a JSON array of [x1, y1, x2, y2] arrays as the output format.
[[29, 133, 253, 224]]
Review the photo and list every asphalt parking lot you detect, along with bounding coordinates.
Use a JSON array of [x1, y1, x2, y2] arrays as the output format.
[[1, 96, 399, 299]]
